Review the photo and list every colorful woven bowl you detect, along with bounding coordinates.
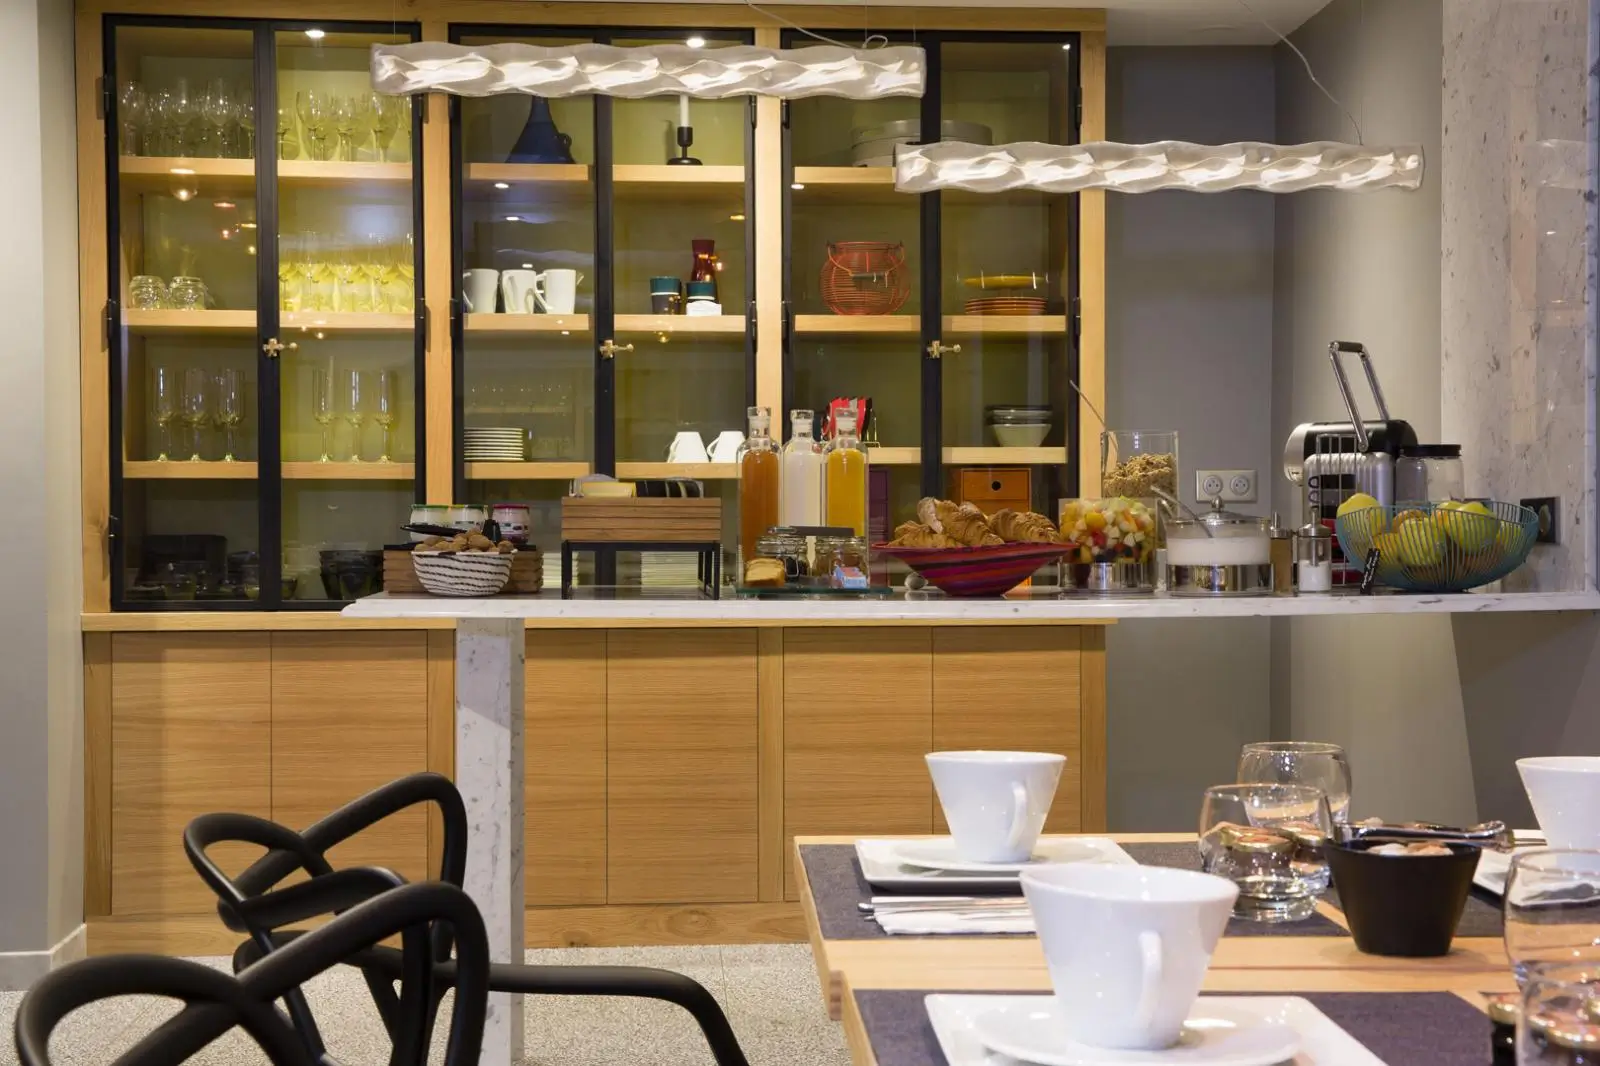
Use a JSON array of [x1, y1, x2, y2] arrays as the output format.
[[874, 542, 1068, 597]]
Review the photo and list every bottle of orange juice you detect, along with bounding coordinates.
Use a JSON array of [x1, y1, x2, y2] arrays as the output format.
[[737, 406, 780, 565], [824, 404, 869, 537]]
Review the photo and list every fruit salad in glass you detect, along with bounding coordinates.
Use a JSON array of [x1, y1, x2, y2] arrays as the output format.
[[1059, 497, 1158, 564]]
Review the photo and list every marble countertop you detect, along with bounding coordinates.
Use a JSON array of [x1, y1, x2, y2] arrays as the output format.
[[343, 588, 1600, 622]]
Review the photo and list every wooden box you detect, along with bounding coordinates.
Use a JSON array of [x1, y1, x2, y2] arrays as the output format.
[[383, 548, 544, 594], [560, 497, 723, 544], [951, 467, 1031, 516]]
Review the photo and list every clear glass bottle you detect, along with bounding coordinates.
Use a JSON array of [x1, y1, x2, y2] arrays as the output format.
[[737, 406, 780, 565], [824, 405, 869, 537], [780, 408, 824, 527]]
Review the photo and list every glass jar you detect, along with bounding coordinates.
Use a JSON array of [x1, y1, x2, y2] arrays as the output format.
[[167, 276, 208, 311], [447, 504, 486, 533], [780, 409, 824, 527], [813, 533, 869, 586], [755, 528, 808, 583], [409, 504, 449, 541], [1395, 444, 1464, 503], [1295, 522, 1334, 592], [824, 405, 869, 537], [1100, 430, 1178, 545], [490, 503, 532, 545], [128, 275, 168, 310], [737, 406, 780, 566]]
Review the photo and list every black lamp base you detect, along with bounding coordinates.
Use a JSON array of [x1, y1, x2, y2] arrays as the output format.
[[667, 124, 703, 166]]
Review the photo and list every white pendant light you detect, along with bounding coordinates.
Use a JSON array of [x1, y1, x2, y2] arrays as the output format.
[[370, 41, 924, 100], [894, 140, 1424, 194]]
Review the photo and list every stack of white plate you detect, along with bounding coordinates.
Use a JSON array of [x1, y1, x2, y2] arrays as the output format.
[[640, 553, 704, 587], [464, 427, 525, 462]]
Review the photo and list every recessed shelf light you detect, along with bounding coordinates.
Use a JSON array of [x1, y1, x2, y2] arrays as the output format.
[[729, 212, 745, 221], [791, 182, 805, 190], [686, 36, 706, 49], [169, 167, 195, 176], [213, 200, 236, 209], [1062, 43, 1072, 50], [493, 181, 510, 190], [504, 215, 520, 222], [305, 28, 326, 40]]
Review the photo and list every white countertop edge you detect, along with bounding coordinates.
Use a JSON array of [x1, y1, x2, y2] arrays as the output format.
[[342, 589, 1600, 621]]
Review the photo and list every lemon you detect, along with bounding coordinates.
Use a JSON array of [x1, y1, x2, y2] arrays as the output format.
[[1336, 492, 1386, 540], [1398, 524, 1447, 567], [1443, 500, 1497, 554]]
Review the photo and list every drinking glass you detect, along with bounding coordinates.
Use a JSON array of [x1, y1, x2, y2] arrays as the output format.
[[181, 366, 211, 461], [152, 364, 177, 461], [332, 242, 363, 313], [343, 368, 367, 461], [1237, 741, 1353, 823], [215, 368, 243, 461], [296, 89, 331, 161], [331, 94, 358, 161], [277, 232, 300, 312], [1507, 850, 1600, 986], [352, 94, 375, 159], [118, 81, 147, 155], [311, 367, 335, 462], [236, 87, 255, 157], [372, 93, 403, 162], [276, 102, 295, 159], [1199, 782, 1333, 922], [200, 79, 233, 157], [168, 77, 195, 156], [1515, 962, 1600, 1064], [394, 233, 415, 311], [375, 369, 399, 462], [360, 233, 385, 312]]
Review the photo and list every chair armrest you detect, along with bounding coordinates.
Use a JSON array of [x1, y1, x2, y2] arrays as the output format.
[[183, 812, 335, 928], [231, 866, 409, 931], [295, 773, 468, 888]]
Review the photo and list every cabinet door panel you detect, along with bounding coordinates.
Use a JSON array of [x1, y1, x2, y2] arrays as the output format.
[[607, 630, 758, 904], [783, 628, 933, 898], [270, 632, 428, 882], [111, 633, 271, 916], [526, 630, 606, 906], [932, 627, 1082, 832]]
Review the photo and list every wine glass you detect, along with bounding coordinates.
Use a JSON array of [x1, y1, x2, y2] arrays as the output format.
[[296, 89, 331, 161], [117, 81, 147, 156], [1515, 962, 1600, 1064], [311, 367, 335, 462], [343, 368, 367, 461], [331, 94, 358, 162], [237, 87, 255, 157], [375, 369, 399, 462], [277, 231, 300, 312], [351, 94, 376, 159], [394, 233, 415, 312], [276, 102, 295, 159], [200, 79, 233, 157], [1237, 742, 1352, 823], [215, 368, 243, 461], [372, 93, 402, 163], [1198, 782, 1332, 922], [152, 364, 177, 460], [168, 77, 195, 155], [181, 366, 210, 461], [1506, 850, 1600, 986], [299, 231, 328, 312], [332, 241, 362, 313], [360, 233, 386, 312]]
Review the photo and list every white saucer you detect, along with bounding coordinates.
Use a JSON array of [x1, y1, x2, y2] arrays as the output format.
[[857, 837, 1135, 891], [891, 839, 1054, 874], [970, 1000, 1298, 1066], [1472, 831, 1544, 895]]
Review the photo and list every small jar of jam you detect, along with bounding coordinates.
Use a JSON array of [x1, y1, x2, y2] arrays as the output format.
[[1486, 992, 1518, 1065], [755, 529, 808, 583]]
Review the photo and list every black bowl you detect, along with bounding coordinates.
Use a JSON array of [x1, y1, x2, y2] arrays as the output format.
[[1327, 841, 1481, 957]]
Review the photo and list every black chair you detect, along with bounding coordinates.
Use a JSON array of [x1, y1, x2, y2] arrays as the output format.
[[183, 771, 751, 1066], [15, 881, 489, 1066]]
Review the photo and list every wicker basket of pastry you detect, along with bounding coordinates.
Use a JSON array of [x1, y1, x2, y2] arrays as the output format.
[[875, 498, 1068, 596]]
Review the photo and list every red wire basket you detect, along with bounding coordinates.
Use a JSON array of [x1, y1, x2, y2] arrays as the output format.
[[820, 242, 911, 316]]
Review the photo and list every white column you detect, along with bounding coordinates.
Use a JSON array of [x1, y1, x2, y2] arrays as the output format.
[[455, 618, 525, 1064]]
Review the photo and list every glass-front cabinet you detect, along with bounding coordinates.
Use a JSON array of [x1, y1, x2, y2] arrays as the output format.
[[107, 17, 423, 609], [785, 31, 1079, 535], [452, 25, 753, 569]]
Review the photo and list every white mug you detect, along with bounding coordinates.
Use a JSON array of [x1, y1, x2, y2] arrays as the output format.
[[707, 430, 745, 463], [666, 431, 708, 463], [500, 269, 541, 315], [925, 751, 1065, 863], [539, 268, 583, 315], [1518, 756, 1600, 848], [1022, 864, 1237, 1051], [463, 269, 500, 313]]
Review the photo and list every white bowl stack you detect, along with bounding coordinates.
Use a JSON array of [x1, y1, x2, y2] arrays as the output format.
[[987, 405, 1052, 448]]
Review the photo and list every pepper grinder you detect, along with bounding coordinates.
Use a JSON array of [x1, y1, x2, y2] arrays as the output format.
[[668, 93, 702, 166]]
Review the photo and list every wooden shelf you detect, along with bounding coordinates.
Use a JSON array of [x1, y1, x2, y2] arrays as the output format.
[[123, 310, 413, 337], [791, 315, 1068, 338], [465, 313, 590, 334], [124, 461, 417, 480], [866, 448, 921, 465], [282, 462, 415, 480], [466, 462, 590, 481], [118, 157, 410, 195], [615, 462, 740, 480], [793, 314, 918, 336], [615, 314, 746, 335], [791, 167, 906, 205], [463, 163, 744, 205], [867, 447, 1068, 466], [946, 315, 1069, 336], [280, 312, 414, 335], [125, 461, 256, 479], [615, 165, 745, 204]]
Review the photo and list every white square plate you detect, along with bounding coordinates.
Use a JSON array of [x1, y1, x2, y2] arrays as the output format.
[[855, 836, 1135, 892], [1473, 830, 1544, 895], [925, 995, 1384, 1066]]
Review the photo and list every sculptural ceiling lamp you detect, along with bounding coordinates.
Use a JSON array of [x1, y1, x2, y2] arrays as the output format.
[[369, 41, 925, 100], [893, 140, 1425, 195]]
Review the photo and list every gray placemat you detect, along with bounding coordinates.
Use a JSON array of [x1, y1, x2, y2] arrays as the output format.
[[799, 843, 1346, 941], [856, 989, 1494, 1066], [1322, 882, 1505, 938]]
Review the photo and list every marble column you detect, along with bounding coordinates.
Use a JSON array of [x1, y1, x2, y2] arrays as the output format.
[[456, 618, 525, 1064]]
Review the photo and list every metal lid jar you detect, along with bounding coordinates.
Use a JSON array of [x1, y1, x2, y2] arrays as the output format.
[[1165, 499, 1272, 596]]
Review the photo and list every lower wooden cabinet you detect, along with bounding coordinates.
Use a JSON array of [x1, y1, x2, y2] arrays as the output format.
[[525, 630, 607, 906]]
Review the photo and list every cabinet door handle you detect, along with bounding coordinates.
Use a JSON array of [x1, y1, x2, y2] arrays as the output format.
[[262, 338, 298, 358], [599, 339, 634, 360], [926, 340, 961, 360]]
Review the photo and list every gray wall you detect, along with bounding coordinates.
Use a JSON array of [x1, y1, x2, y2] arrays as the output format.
[[1104, 47, 1277, 829]]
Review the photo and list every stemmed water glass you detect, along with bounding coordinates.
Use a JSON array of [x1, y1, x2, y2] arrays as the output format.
[[182, 366, 210, 461], [1237, 741, 1353, 823], [200, 79, 234, 157], [296, 89, 331, 161], [152, 364, 177, 460], [118, 81, 147, 155], [372, 93, 403, 163], [215, 368, 243, 461], [375, 369, 399, 462], [237, 87, 255, 157], [393, 233, 415, 311], [360, 233, 386, 312], [1506, 849, 1600, 986], [343, 368, 367, 461], [331, 94, 359, 161], [311, 367, 335, 462], [276, 102, 295, 159], [168, 78, 195, 156]]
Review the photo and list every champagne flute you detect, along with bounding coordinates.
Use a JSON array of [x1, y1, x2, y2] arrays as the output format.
[[169, 77, 195, 155], [311, 367, 335, 462], [200, 78, 233, 157], [215, 368, 243, 461], [118, 81, 147, 156], [352, 93, 376, 159], [360, 233, 385, 312], [182, 366, 210, 461], [276, 102, 294, 159], [331, 94, 358, 162], [372, 93, 402, 163], [332, 241, 361, 313], [375, 369, 399, 462], [343, 368, 367, 462], [296, 89, 330, 161], [152, 364, 177, 460]]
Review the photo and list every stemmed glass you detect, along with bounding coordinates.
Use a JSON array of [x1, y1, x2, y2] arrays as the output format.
[[152, 364, 177, 460], [118, 81, 147, 155], [375, 369, 399, 462], [351, 94, 376, 159], [215, 368, 243, 461], [237, 87, 255, 157], [1237, 742, 1353, 823], [332, 241, 362, 313], [360, 233, 386, 312], [277, 232, 300, 312], [296, 89, 331, 161], [311, 367, 335, 462], [1199, 782, 1333, 922], [331, 94, 358, 161], [276, 103, 295, 159], [200, 79, 234, 157], [343, 368, 367, 461], [181, 366, 210, 461], [1506, 850, 1600, 986], [372, 93, 403, 163], [394, 233, 415, 312], [168, 77, 195, 156]]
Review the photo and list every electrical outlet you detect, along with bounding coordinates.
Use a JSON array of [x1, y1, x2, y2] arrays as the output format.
[[1520, 497, 1562, 544], [1196, 469, 1258, 503]]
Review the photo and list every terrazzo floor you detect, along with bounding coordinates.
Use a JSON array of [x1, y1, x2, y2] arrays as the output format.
[[0, 944, 850, 1066]]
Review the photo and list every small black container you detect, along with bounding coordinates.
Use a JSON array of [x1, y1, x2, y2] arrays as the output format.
[[1327, 841, 1481, 957]]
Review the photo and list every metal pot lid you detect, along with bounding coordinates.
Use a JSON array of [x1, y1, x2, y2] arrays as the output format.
[[1168, 498, 1268, 530], [850, 118, 994, 144]]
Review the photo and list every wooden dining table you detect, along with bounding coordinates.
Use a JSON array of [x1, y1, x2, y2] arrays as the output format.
[[793, 834, 1516, 1066]]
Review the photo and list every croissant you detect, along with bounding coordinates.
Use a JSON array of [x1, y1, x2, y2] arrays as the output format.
[[916, 497, 942, 530], [940, 503, 1001, 547], [989, 508, 1059, 544], [888, 523, 962, 548]]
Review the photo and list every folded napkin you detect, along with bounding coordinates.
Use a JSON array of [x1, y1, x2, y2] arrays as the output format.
[[873, 910, 1034, 935]]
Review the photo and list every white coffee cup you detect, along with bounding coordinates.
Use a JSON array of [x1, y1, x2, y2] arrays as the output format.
[[500, 269, 541, 314], [539, 268, 583, 315], [925, 751, 1065, 863], [667, 431, 708, 463], [463, 269, 500, 313], [707, 430, 745, 463], [1022, 864, 1238, 1051], [1518, 756, 1600, 848]]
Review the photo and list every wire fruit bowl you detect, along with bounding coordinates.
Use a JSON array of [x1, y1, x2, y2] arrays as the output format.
[[1333, 501, 1537, 593], [820, 242, 910, 316]]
